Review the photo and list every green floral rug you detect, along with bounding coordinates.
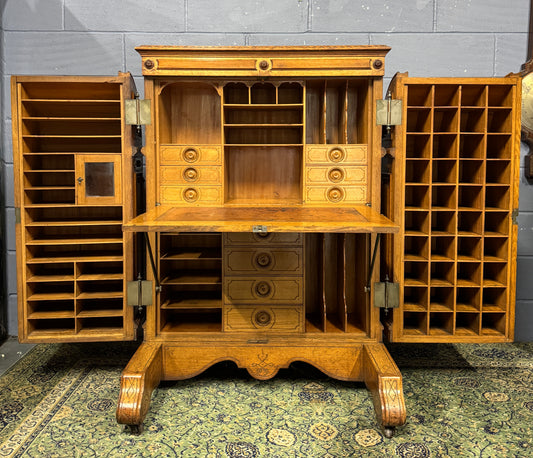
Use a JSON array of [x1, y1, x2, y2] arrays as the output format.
[[0, 342, 532, 457]]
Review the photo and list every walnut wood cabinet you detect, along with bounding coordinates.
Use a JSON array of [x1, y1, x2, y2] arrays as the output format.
[[11, 47, 521, 437]]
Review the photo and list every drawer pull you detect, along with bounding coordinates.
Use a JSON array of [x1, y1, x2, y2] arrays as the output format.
[[183, 148, 199, 163], [254, 252, 272, 268], [255, 281, 272, 297], [183, 187, 199, 202], [328, 167, 345, 183], [183, 167, 198, 182], [328, 147, 345, 163], [327, 187, 344, 203], [253, 310, 272, 327]]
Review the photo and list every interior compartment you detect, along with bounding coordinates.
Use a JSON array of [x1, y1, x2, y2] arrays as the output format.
[[160, 309, 222, 333], [431, 185, 456, 209], [484, 211, 509, 235], [459, 159, 483, 184], [77, 316, 123, 332], [251, 82, 276, 104], [431, 235, 455, 260], [429, 312, 453, 335], [21, 100, 120, 118], [405, 185, 429, 208], [25, 206, 123, 224], [457, 262, 481, 286], [24, 189, 75, 205], [432, 160, 456, 183], [482, 287, 507, 312], [224, 106, 302, 125], [404, 236, 429, 260], [430, 262, 454, 286], [405, 160, 430, 183], [22, 119, 120, 136], [402, 311, 428, 335], [404, 261, 429, 286], [457, 211, 483, 235], [487, 85, 513, 107], [278, 82, 304, 104], [433, 85, 459, 106], [406, 134, 431, 158], [23, 136, 121, 154], [483, 263, 507, 287], [403, 286, 428, 311], [27, 299, 75, 317], [27, 262, 74, 281], [404, 211, 430, 234], [459, 134, 485, 159], [481, 313, 506, 336], [76, 261, 124, 279], [461, 85, 487, 107], [455, 312, 480, 335], [23, 154, 75, 171], [486, 135, 511, 159], [76, 298, 123, 316], [457, 237, 481, 261], [406, 108, 431, 132], [225, 126, 302, 144], [485, 160, 511, 184], [429, 287, 454, 311], [456, 287, 481, 311], [431, 211, 456, 234], [458, 185, 483, 209], [485, 186, 510, 210], [483, 237, 508, 262], [487, 109, 512, 133], [460, 108, 486, 132], [407, 84, 432, 106], [224, 82, 249, 104], [159, 82, 221, 144], [433, 108, 458, 132], [433, 134, 458, 158]]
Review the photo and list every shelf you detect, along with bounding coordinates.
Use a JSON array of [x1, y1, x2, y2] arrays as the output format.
[[28, 292, 74, 301], [28, 311, 74, 319], [161, 298, 222, 309], [26, 220, 122, 227], [76, 309, 123, 318], [224, 123, 303, 127], [160, 249, 222, 261], [26, 237, 123, 246], [161, 273, 222, 285], [76, 273, 124, 281], [223, 104, 303, 109], [27, 274, 74, 282], [26, 255, 123, 264], [76, 291, 123, 299]]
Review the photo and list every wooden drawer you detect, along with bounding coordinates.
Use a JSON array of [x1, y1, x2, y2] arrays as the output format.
[[223, 232, 303, 246], [306, 145, 367, 164], [160, 145, 222, 165], [304, 185, 367, 204], [224, 277, 303, 305], [160, 166, 222, 185], [160, 186, 222, 205], [305, 166, 367, 185], [223, 306, 304, 332], [224, 247, 303, 275]]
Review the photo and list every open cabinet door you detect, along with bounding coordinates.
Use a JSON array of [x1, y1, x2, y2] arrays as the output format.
[[385, 73, 521, 342], [11, 73, 137, 342]]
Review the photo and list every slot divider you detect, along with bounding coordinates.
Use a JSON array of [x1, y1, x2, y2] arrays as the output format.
[[321, 81, 327, 144], [320, 233, 327, 332], [337, 234, 348, 332]]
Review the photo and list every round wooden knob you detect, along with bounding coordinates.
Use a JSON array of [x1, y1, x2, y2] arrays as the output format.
[[183, 148, 199, 163], [183, 188, 199, 202], [328, 168, 344, 183], [328, 148, 345, 163], [144, 59, 154, 69], [255, 281, 271, 297], [254, 310, 272, 327], [183, 167, 198, 182], [255, 252, 272, 268], [327, 187, 344, 203], [259, 60, 269, 70]]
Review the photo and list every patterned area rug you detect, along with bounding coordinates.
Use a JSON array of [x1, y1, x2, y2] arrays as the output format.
[[0, 342, 532, 457]]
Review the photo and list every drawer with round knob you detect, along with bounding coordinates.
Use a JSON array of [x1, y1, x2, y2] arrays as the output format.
[[160, 145, 222, 165], [304, 185, 367, 205], [223, 306, 304, 332], [223, 232, 303, 246], [304, 166, 367, 185], [160, 185, 222, 205], [224, 247, 303, 275], [224, 277, 303, 305], [160, 166, 222, 185], [305, 145, 367, 164]]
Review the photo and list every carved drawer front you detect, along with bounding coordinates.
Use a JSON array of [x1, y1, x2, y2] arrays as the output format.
[[160, 185, 222, 205], [224, 277, 303, 304], [304, 185, 367, 204], [223, 232, 303, 246], [223, 306, 304, 332], [224, 248, 303, 275], [160, 166, 222, 185], [305, 145, 367, 164], [160, 145, 222, 165], [305, 166, 367, 185]]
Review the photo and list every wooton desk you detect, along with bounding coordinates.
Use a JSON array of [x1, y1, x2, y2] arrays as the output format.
[[11, 46, 520, 437]]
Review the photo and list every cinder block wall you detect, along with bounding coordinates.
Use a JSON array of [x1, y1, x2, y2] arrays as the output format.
[[1, 0, 531, 340]]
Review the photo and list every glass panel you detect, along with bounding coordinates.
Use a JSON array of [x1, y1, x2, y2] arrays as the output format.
[[85, 162, 114, 197]]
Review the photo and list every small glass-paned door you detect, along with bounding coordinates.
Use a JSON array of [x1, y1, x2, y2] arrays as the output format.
[[75, 154, 122, 205]]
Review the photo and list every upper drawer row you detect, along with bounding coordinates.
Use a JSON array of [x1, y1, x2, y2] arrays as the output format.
[[160, 145, 367, 166]]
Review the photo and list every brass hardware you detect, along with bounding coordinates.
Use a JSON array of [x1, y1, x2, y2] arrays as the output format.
[[15, 207, 21, 224], [77, 177, 84, 185], [254, 310, 272, 326], [255, 281, 272, 297], [182, 148, 199, 163], [127, 280, 153, 306], [183, 188, 199, 202], [376, 91, 402, 127], [328, 147, 345, 163], [328, 167, 345, 183], [257, 59, 271, 71], [253, 225, 268, 234], [512, 208, 519, 225], [125, 99, 152, 126], [373, 59, 383, 69], [327, 187, 344, 203], [374, 280, 399, 310], [183, 167, 198, 182], [259, 60, 269, 70]]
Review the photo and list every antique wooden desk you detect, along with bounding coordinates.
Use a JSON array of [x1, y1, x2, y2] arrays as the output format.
[[11, 46, 520, 437]]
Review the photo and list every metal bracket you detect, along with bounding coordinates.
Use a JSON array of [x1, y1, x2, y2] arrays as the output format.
[[365, 233, 381, 292], [512, 208, 519, 225], [127, 279, 153, 306], [253, 225, 268, 234], [125, 99, 151, 126], [374, 280, 400, 310], [15, 207, 21, 224], [144, 233, 161, 292], [376, 91, 402, 130]]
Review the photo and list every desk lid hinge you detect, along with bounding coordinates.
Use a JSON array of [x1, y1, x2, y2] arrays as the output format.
[[512, 208, 519, 225], [127, 277, 153, 307], [125, 98, 151, 126], [253, 225, 268, 234], [374, 279, 400, 310], [376, 91, 402, 134]]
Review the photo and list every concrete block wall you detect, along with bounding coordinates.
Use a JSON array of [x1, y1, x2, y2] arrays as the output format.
[[1, 0, 531, 340]]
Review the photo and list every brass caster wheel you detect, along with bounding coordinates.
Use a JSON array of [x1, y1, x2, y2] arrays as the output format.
[[127, 424, 144, 435], [383, 427, 395, 439]]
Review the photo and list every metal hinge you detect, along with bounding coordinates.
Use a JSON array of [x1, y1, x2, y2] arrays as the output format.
[[376, 91, 402, 128], [127, 279, 153, 306], [125, 99, 151, 125], [374, 280, 400, 310], [512, 209, 519, 225], [15, 207, 21, 224], [253, 225, 268, 234]]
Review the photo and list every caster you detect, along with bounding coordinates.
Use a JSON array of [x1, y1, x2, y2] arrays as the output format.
[[127, 424, 144, 435], [383, 427, 395, 439]]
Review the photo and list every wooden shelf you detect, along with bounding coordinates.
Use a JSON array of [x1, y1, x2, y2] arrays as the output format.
[[77, 309, 123, 318], [160, 249, 221, 261], [77, 291, 123, 299], [28, 311, 74, 319], [26, 237, 123, 245], [161, 299, 222, 309], [27, 274, 74, 282], [161, 274, 222, 286]]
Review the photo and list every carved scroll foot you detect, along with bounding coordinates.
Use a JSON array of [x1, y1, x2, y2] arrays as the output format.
[[363, 343, 406, 436], [116, 342, 162, 431]]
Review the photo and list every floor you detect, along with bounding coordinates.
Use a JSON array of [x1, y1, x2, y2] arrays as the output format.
[[0, 336, 35, 376]]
